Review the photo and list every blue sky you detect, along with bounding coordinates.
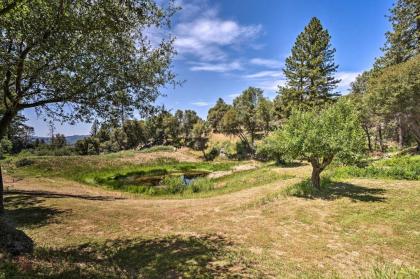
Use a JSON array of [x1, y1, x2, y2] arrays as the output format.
[[25, 0, 394, 136]]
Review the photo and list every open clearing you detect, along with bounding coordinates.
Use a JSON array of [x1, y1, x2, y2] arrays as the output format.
[[1, 151, 420, 278]]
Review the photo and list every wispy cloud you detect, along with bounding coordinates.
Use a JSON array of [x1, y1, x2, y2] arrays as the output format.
[[174, 0, 262, 62], [189, 61, 242, 72], [191, 101, 210, 107], [227, 93, 240, 99], [244, 70, 282, 79], [250, 58, 282, 69], [336, 71, 360, 92], [254, 79, 286, 91]]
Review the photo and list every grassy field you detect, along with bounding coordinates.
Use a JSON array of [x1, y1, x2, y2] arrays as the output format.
[[1, 151, 419, 278]]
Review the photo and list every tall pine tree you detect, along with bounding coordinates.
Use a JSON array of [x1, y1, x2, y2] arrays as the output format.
[[276, 17, 340, 116], [376, 0, 419, 67]]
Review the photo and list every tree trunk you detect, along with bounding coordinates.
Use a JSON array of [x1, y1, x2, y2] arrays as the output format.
[[201, 149, 207, 161], [311, 167, 321, 190], [362, 124, 372, 152], [397, 115, 406, 149], [0, 109, 17, 215], [377, 124, 384, 153], [309, 156, 334, 190]]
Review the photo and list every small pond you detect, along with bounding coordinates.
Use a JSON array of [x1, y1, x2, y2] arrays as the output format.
[[111, 170, 209, 187]]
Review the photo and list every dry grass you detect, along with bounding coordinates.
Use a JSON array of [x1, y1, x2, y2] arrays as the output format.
[[1, 154, 419, 278], [208, 133, 240, 145]]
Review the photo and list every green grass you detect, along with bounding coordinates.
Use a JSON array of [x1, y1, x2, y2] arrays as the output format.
[[90, 166, 293, 198], [328, 155, 420, 180], [138, 145, 176, 153], [283, 178, 334, 198], [2, 151, 295, 198]]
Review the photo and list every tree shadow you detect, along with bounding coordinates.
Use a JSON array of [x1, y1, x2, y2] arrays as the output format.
[[4, 193, 68, 229], [6, 234, 255, 278], [0, 217, 34, 256], [5, 189, 126, 201], [290, 180, 386, 202], [321, 182, 386, 202]]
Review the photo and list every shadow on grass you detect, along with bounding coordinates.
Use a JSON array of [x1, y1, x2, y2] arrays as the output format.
[[4, 193, 68, 229], [323, 182, 386, 202], [4, 235, 254, 278], [5, 189, 125, 201], [286, 179, 386, 202], [0, 217, 34, 256]]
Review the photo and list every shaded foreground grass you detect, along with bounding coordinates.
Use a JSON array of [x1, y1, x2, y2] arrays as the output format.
[[1, 235, 259, 279], [2, 173, 420, 277], [1, 153, 420, 278]]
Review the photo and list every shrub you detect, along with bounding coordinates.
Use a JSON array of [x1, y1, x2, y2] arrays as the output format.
[[188, 178, 214, 193], [205, 147, 219, 161], [161, 176, 185, 194], [15, 158, 34, 168]]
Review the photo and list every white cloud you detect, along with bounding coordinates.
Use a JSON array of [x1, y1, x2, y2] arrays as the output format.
[[189, 61, 242, 72], [174, 1, 262, 62], [244, 71, 282, 79], [250, 58, 282, 69], [336, 71, 360, 92], [227, 93, 240, 99], [255, 79, 286, 91], [191, 101, 210, 107]]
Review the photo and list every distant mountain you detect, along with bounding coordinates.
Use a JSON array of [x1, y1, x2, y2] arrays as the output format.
[[32, 135, 89, 145]]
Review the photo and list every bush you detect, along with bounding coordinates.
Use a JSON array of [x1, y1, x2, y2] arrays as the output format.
[[235, 141, 251, 160], [161, 176, 185, 194], [15, 158, 34, 168], [205, 147, 219, 161], [188, 178, 214, 193], [211, 141, 237, 159]]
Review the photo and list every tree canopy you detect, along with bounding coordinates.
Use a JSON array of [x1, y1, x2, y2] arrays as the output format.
[[0, 0, 177, 139], [263, 99, 365, 188], [366, 55, 420, 147]]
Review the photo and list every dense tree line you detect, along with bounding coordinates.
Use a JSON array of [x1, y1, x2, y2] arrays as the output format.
[[349, 0, 419, 151], [75, 108, 206, 155]]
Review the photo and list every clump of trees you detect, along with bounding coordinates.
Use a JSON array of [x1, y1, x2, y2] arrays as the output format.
[[206, 87, 274, 156], [74, 108, 206, 155], [349, 0, 419, 152]]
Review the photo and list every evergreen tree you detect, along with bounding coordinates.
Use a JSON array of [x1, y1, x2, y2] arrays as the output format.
[[207, 98, 231, 132], [376, 0, 419, 67], [277, 17, 340, 115], [233, 87, 264, 146]]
